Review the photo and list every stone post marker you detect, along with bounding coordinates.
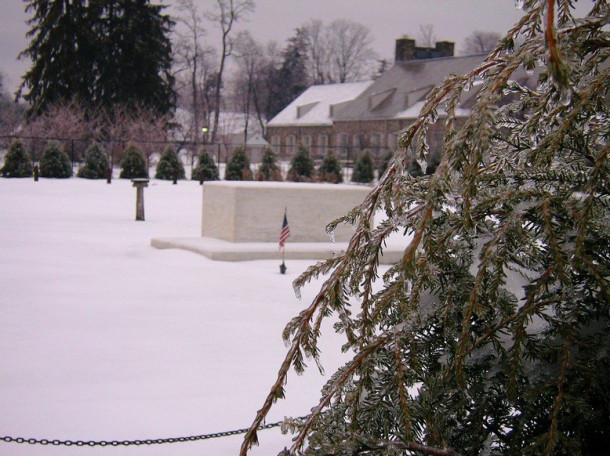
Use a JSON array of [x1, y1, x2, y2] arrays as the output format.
[[131, 178, 149, 221]]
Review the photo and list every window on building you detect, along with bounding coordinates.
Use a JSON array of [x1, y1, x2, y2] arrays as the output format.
[[371, 133, 381, 152], [337, 133, 348, 157], [271, 136, 280, 154], [302, 135, 312, 149], [370, 133, 381, 155], [352, 134, 362, 158], [318, 134, 328, 155], [286, 135, 296, 155]]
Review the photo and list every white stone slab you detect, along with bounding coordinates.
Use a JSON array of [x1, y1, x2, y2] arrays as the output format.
[[201, 181, 371, 243], [151, 236, 405, 264]]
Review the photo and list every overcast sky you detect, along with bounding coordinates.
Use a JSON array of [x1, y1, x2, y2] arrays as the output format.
[[0, 0, 593, 95]]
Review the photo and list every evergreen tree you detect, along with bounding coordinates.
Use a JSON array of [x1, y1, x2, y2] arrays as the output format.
[[317, 150, 343, 183], [18, 0, 94, 116], [119, 143, 148, 179], [191, 151, 219, 182], [351, 150, 375, 183], [77, 142, 109, 179], [39, 141, 72, 178], [267, 27, 310, 119], [224, 146, 253, 181], [1, 140, 33, 178], [377, 150, 393, 179], [155, 146, 185, 180], [287, 145, 314, 182], [242, 2, 610, 455], [19, 0, 175, 117], [255, 148, 283, 181], [94, 0, 175, 116]]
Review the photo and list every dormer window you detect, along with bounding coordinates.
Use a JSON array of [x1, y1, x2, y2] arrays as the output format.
[[296, 101, 319, 119], [368, 88, 396, 111]]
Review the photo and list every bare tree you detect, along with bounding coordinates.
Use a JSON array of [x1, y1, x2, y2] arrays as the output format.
[[232, 30, 264, 143], [122, 106, 169, 165], [206, 0, 254, 143], [418, 24, 436, 47], [173, 0, 207, 146], [21, 100, 99, 161], [173, 0, 219, 165], [302, 19, 330, 84], [326, 19, 377, 83], [462, 30, 502, 55], [258, 41, 283, 124], [100, 105, 167, 167], [0, 72, 25, 141]]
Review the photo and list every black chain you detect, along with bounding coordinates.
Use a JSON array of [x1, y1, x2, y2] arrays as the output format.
[[1, 420, 283, 447]]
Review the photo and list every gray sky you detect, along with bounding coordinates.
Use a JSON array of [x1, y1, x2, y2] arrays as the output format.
[[0, 0, 593, 95]]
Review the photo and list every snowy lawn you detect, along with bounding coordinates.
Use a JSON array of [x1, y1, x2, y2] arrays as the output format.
[[0, 177, 358, 455]]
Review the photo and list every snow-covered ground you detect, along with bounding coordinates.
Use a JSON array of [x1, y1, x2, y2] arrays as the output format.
[[0, 177, 357, 455]]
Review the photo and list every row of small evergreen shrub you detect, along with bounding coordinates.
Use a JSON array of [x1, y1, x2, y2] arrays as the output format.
[[219, 145, 391, 184], [1, 140, 73, 178], [0, 139, 171, 180], [2, 139, 395, 183]]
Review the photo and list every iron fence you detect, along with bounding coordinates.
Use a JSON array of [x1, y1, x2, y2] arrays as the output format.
[[0, 134, 393, 181]]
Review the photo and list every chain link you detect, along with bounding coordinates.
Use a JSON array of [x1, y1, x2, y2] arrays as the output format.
[[1, 420, 283, 447]]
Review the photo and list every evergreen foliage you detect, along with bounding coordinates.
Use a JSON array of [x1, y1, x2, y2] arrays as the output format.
[[408, 151, 441, 177], [377, 150, 393, 179], [191, 151, 219, 182], [155, 146, 185, 180], [266, 27, 310, 119], [39, 141, 72, 178], [19, 0, 175, 117], [317, 151, 343, 183], [242, 2, 610, 455], [351, 150, 375, 183], [77, 143, 109, 179], [1, 140, 33, 178], [224, 146, 253, 181], [255, 148, 283, 181], [119, 143, 148, 179], [287, 145, 314, 182]]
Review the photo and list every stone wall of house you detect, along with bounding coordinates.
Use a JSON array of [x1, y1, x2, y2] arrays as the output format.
[[267, 117, 453, 169], [266, 125, 334, 160]]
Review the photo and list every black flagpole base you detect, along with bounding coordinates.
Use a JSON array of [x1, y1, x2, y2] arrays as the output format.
[[280, 262, 287, 274]]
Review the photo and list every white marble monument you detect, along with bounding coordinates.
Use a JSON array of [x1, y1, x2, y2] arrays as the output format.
[[200, 181, 370, 243]]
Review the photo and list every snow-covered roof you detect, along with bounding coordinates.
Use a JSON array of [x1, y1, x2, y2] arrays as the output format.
[[332, 55, 487, 121], [394, 101, 472, 119], [267, 81, 374, 127], [245, 133, 269, 146]]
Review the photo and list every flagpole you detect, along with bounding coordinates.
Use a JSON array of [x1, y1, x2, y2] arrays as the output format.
[[279, 207, 288, 274]]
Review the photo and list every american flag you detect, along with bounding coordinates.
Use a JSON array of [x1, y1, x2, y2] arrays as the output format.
[[279, 211, 290, 249]]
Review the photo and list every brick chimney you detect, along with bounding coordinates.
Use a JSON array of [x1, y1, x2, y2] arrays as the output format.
[[434, 41, 455, 58], [395, 38, 455, 62], [395, 38, 416, 62]]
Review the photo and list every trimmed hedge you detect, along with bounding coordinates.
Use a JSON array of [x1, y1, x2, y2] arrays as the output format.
[[191, 151, 219, 182], [77, 143, 109, 179], [317, 151, 343, 183], [119, 143, 148, 179], [224, 146, 253, 181], [351, 150, 375, 184], [40, 141, 72, 178], [256, 148, 283, 181], [1, 139, 33, 178], [155, 146, 185, 180], [287, 145, 314, 182]]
